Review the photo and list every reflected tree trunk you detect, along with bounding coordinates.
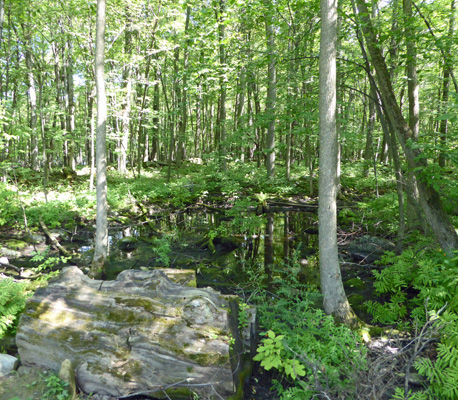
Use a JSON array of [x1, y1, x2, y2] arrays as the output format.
[[264, 214, 274, 289]]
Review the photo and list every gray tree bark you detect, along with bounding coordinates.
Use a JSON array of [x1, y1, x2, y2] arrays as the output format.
[[23, 30, 38, 171], [264, 0, 276, 178], [218, 0, 227, 171], [64, 41, 76, 170], [319, 0, 357, 325], [356, 0, 458, 253], [119, 16, 132, 173], [438, 0, 455, 168], [91, 0, 108, 278]]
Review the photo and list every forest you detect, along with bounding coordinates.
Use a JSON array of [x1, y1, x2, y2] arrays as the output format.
[[0, 0, 458, 398]]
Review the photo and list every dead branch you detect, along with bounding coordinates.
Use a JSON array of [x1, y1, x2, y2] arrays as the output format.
[[38, 217, 72, 257]]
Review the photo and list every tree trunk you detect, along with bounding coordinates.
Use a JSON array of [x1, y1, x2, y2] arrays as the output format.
[[91, 0, 108, 278], [66, 41, 76, 170], [119, 19, 132, 173], [356, 0, 458, 253], [89, 90, 95, 191], [0, 0, 4, 51], [264, 0, 276, 178], [218, 0, 227, 170], [151, 69, 160, 161], [402, 0, 424, 230], [438, 0, 455, 167], [24, 31, 38, 171], [319, 0, 357, 325], [37, 73, 48, 202], [363, 84, 376, 176]]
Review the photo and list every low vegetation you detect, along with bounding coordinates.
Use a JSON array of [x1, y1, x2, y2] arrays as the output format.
[[1, 160, 458, 399]]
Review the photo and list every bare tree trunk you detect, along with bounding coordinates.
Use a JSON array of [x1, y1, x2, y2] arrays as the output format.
[[402, 0, 423, 232], [176, 6, 191, 168], [119, 18, 132, 173], [264, 0, 276, 178], [438, 0, 455, 167], [37, 74, 48, 202], [356, 0, 458, 253], [23, 30, 38, 171], [319, 0, 357, 325], [0, 0, 5, 51], [236, 68, 246, 162], [91, 0, 108, 278], [151, 69, 159, 161], [66, 41, 76, 170], [363, 84, 376, 176], [88, 90, 95, 191], [218, 0, 227, 171]]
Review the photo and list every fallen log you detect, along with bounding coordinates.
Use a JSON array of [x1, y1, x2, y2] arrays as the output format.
[[38, 217, 72, 258], [0, 257, 21, 273], [16, 266, 256, 399]]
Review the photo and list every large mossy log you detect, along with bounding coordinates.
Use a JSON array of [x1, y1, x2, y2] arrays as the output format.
[[16, 266, 255, 399]]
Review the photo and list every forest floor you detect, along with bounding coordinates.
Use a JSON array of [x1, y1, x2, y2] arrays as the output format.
[[1, 163, 450, 399]]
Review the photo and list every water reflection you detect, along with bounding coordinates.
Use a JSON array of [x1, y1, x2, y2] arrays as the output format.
[[86, 210, 318, 287]]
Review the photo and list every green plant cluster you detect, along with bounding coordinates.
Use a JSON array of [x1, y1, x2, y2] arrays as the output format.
[[31, 247, 70, 273], [367, 242, 458, 399], [12, 372, 76, 400], [0, 183, 20, 227], [248, 250, 367, 399], [254, 330, 306, 380], [0, 277, 30, 338], [40, 373, 71, 400]]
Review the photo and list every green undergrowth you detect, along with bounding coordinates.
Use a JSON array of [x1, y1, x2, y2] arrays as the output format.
[[0, 161, 315, 232], [0, 277, 31, 338], [239, 249, 368, 399], [0, 247, 65, 340], [367, 237, 458, 399], [0, 159, 396, 235]]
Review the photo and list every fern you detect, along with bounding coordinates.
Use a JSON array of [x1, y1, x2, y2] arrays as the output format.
[[415, 345, 458, 399], [0, 276, 30, 338], [391, 387, 429, 400], [368, 247, 458, 399]]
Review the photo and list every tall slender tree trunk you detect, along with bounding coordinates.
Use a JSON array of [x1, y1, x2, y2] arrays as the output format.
[[218, 0, 227, 170], [438, 0, 455, 167], [236, 67, 246, 162], [356, 0, 458, 253], [36, 72, 48, 202], [119, 18, 132, 173], [151, 69, 160, 161], [177, 6, 191, 168], [319, 0, 357, 325], [66, 41, 76, 170], [363, 84, 376, 176], [264, 0, 276, 178], [88, 89, 95, 191], [403, 0, 422, 233], [24, 34, 38, 171], [91, 0, 108, 278], [0, 0, 4, 48]]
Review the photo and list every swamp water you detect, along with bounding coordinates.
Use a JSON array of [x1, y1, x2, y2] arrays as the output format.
[[77, 210, 320, 293], [55, 207, 374, 324]]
